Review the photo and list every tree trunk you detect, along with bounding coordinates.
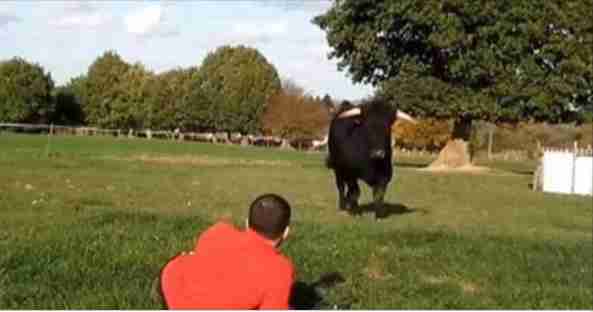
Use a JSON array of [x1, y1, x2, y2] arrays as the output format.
[[429, 118, 473, 168]]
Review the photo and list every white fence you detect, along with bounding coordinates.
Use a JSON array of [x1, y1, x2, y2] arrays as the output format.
[[0, 122, 327, 151], [542, 148, 593, 196]]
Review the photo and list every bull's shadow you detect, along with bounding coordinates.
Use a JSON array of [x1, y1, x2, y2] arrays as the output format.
[[394, 161, 429, 169], [289, 272, 345, 309], [356, 202, 425, 219]]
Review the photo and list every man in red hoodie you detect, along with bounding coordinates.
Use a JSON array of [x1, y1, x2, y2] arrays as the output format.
[[159, 193, 295, 309]]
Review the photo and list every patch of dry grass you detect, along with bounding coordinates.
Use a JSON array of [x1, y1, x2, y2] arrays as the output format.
[[108, 154, 294, 167], [422, 275, 480, 294]]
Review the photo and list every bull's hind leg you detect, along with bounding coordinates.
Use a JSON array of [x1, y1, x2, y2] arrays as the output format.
[[373, 185, 387, 219], [334, 173, 347, 211], [346, 180, 361, 215]]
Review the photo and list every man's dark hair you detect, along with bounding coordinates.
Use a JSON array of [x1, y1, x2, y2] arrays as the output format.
[[248, 193, 291, 240]]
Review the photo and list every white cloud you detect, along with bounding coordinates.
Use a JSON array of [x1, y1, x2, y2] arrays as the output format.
[[229, 21, 287, 44], [49, 1, 112, 29], [257, 1, 332, 13], [51, 13, 112, 29], [61, 1, 97, 14], [0, 12, 20, 28], [0, 2, 20, 28], [125, 4, 179, 38], [2, 1, 371, 99], [304, 43, 332, 63]]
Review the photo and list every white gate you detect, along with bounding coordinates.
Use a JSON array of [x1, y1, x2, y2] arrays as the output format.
[[542, 148, 592, 196]]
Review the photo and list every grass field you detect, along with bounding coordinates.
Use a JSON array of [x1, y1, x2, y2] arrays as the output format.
[[1, 133, 591, 309]]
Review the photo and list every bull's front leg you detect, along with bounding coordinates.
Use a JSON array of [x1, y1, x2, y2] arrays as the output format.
[[373, 185, 387, 219], [334, 173, 347, 211], [346, 180, 361, 215]]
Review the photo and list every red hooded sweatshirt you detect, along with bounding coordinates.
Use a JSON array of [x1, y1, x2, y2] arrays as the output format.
[[161, 222, 294, 310]]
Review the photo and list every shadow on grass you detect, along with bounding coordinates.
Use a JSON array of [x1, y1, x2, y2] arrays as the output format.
[[511, 169, 534, 176], [394, 161, 429, 169], [357, 202, 428, 219], [290, 272, 345, 309]]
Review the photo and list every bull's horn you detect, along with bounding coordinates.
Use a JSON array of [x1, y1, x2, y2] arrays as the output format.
[[337, 108, 361, 119], [397, 110, 417, 124]]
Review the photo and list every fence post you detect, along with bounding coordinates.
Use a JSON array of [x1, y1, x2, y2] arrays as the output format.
[[571, 141, 578, 194]]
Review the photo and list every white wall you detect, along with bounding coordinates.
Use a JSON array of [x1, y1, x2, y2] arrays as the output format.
[[574, 156, 593, 196], [542, 150, 592, 196]]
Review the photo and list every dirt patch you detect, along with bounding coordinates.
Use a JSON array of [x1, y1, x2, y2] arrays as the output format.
[[422, 275, 447, 285], [109, 154, 293, 167], [460, 280, 480, 294], [418, 164, 492, 174], [422, 275, 480, 294], [364, 254, 392, 280]]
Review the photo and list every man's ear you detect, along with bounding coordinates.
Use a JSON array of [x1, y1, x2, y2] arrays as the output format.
[[282, 226, 290, 240], [245, 218, 249, 229]]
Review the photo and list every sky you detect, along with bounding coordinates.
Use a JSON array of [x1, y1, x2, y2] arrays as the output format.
[[0, 0, 374, 100]]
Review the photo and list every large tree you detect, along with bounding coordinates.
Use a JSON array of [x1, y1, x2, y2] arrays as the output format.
[[82, 51, 133, 128], [314, 0, 592, 168], [0, 57, 54, 123], [198, 45, 282, 134], [113, 62, 154, 129], [146, 67, 205, 131]]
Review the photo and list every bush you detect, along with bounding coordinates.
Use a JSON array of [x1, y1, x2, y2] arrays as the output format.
[[392, 118, 450, 152]]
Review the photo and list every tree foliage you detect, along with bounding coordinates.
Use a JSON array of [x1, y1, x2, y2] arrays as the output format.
[[146, 67, 204, 131], [262, 79, 330, 139], [0, 57, 54, 123], [313, 0, 592, 124], [198, 45, 282, 133], [393, 118, 450, 151], [114, 63, 154, 129], [82, 51, 134, 128], [52, 85, 84, 125]]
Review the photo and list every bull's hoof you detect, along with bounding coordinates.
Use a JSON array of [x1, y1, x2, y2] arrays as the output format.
[[337, 210, 350, 216], [349, 207, 362, 217], [375, 209, 388, 220]]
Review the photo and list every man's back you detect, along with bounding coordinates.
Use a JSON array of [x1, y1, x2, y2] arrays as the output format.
[[161, 222, 294, 309]]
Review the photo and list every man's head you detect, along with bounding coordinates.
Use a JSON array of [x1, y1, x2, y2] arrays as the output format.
[[247, 194, 291, 245]]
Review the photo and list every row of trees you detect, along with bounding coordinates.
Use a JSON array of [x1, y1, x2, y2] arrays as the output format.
[[2, 46, 332, 136]]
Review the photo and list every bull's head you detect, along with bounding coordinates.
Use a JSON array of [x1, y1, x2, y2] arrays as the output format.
[[337, 100, 416, 159]]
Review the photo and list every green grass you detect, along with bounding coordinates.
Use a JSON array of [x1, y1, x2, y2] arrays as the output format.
[[1, 133, 591, 309]]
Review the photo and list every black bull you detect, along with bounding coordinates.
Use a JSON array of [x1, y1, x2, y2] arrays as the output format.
[[326, 99, 416, 219]]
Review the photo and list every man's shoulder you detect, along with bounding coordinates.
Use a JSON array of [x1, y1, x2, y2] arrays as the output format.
[[269, 252, 295, 276], [209, 221, 240, 234], [195, 221, 241, 250]]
